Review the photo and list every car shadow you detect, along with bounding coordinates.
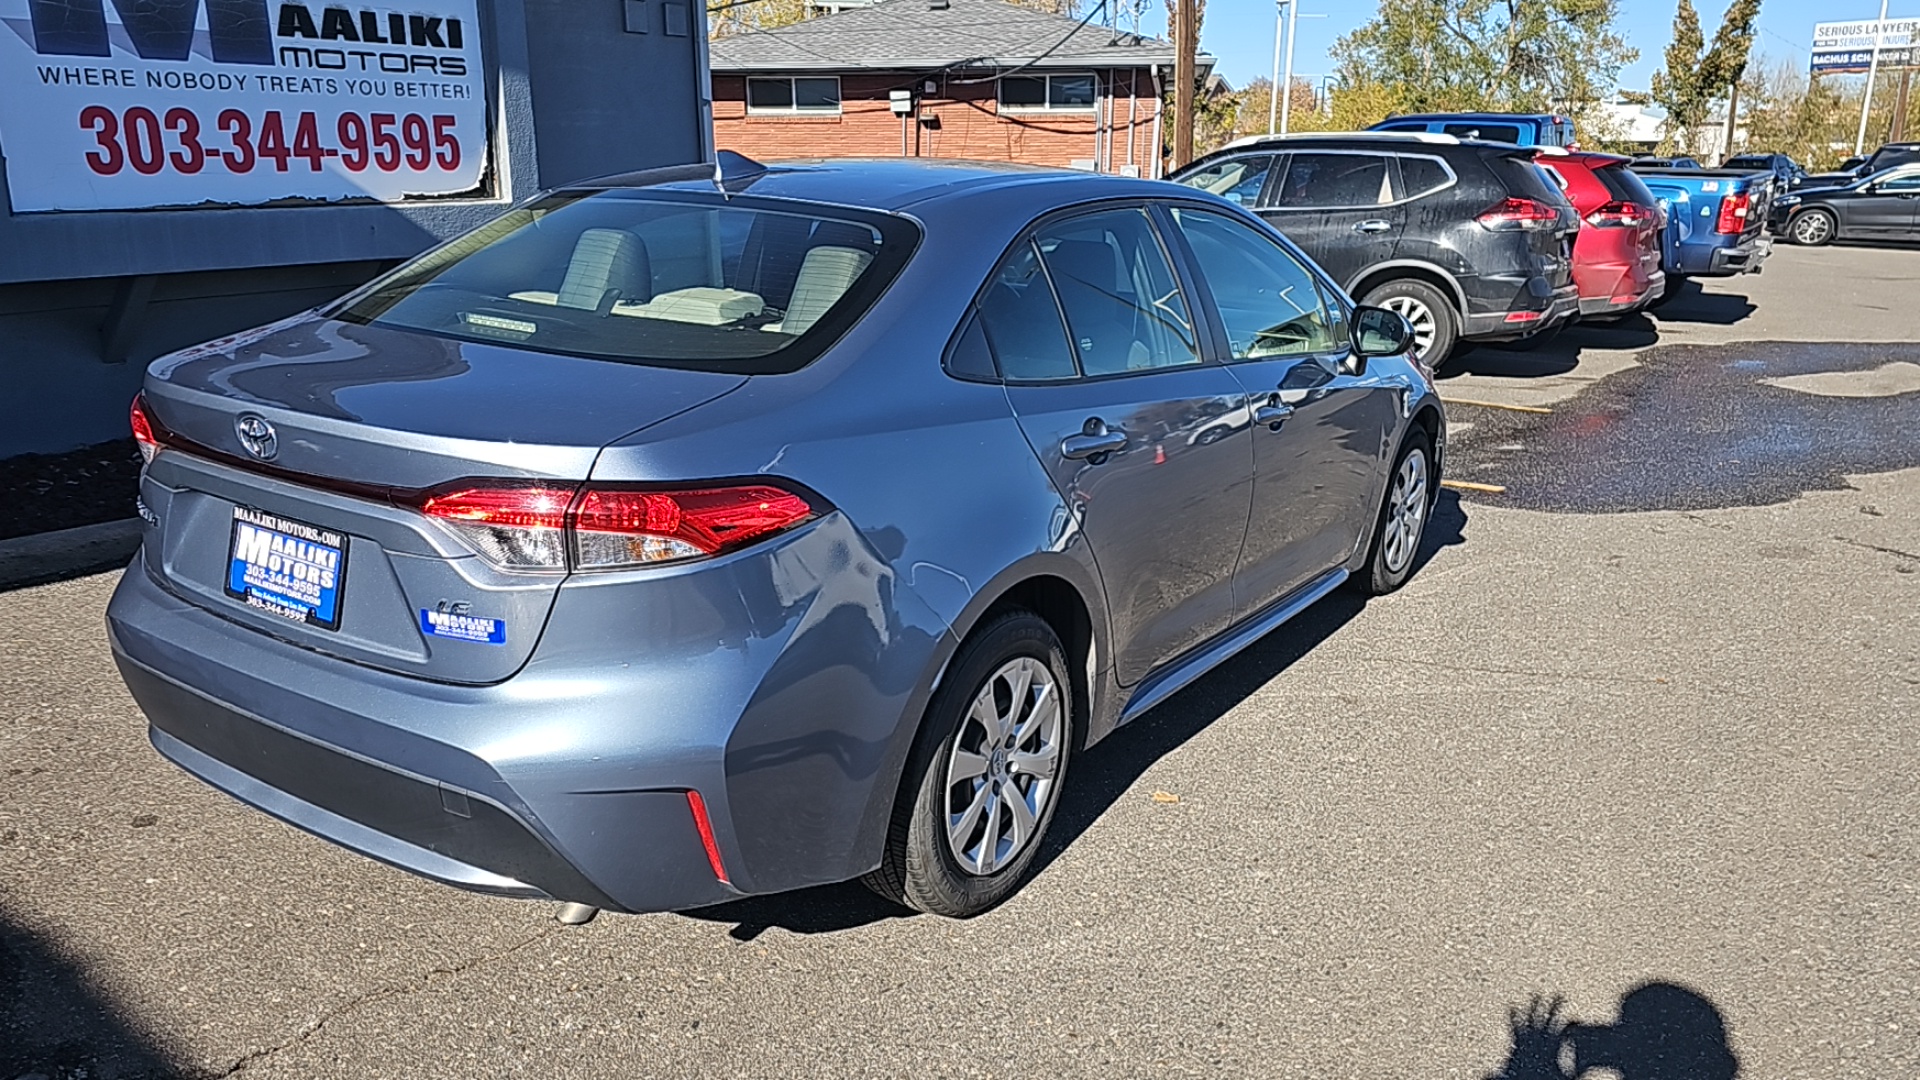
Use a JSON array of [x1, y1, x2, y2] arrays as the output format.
[[0, 910, 186, 1079], [1484, 981, 1739, 1079], [680, 492, 1470, 938]]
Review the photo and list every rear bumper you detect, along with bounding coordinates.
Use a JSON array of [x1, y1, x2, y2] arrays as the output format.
[[1708, 234, 1770, 275], [1462, 282, 1581, 339], [106, 515, 952, 914], [1579, 269, 1665, 316]]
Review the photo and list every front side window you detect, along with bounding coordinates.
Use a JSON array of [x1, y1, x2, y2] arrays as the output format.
[[1176, 155, 1275, 207], [1168, 206, 1340, 361], [999, 73, 1099, 112], [746, 76, 842, 114], [1271, 153, 1395, 209], [332, 190, 915, 373], [1034, 209, 1199, 377]]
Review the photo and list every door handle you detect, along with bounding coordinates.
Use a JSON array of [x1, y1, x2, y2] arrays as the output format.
[[1061, 423, 1128, 461], [1253, 399, 1295, 430], [1353, 219, 1393, 234]]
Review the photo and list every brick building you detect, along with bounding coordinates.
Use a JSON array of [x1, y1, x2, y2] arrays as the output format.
[[709, 0, 1212, 178]]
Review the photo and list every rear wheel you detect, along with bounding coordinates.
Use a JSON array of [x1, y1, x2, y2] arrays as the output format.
[[862, 612, 1073, 918], [1788, 208, 1836, 246], [1355, 431, 1435, 596], [1362, 279, 1459, 370]]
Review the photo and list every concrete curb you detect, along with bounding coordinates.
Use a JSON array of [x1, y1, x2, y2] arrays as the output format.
[[0, 518, 142, 591]]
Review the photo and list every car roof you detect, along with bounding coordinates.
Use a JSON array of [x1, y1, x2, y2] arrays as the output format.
[[1213, 131, 1521, 153], [567, 157, 1180, 213], [1379, 112, 1560, 122]]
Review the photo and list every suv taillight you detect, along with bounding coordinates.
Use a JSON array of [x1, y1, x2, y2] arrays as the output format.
[[130, 393, 161, 464], [1478, 196, 1562, 231], [1715, 191, 1752, 234], [418, 481, 821, 571], [1586, 200, 1652, 228]]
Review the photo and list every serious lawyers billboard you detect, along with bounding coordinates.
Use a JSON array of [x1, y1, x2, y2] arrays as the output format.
[[0, 0, 489, 212]]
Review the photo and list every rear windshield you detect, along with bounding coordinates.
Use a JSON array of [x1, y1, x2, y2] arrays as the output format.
[[1724, 155, 1769, 169], [1596, 164, 1658, 206], [331, 189, 918, 373], [1443, 122, 1523, 143], [1486, 153, 1570, 205]]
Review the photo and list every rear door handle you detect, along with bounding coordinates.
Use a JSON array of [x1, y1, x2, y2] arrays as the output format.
[[1061, 427, 1128, 461], [1353, 219, 1393, 234]]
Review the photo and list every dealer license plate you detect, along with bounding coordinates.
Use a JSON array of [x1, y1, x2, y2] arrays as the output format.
[[224, 506, 348, 630]]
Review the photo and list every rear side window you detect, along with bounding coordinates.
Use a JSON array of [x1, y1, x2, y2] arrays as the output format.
[[333, 190, 916, 374], [1176, 154, 1276, 208], [1443, 122, 1522, 143], [1272, 153, 1394, 209], [1486, 153, 1566, 204], [1035, 209, 1200, 377], [977, 242, 1078, 382], [1397, 155, 1452, 197], [1376, 122, 1429, 133]]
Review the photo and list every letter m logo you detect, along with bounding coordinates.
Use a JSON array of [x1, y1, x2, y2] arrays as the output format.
[[27, 0, 272, 64]]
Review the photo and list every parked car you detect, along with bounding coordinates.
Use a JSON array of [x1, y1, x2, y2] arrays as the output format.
[[1771, 163, 1920, 244], [1631, 155, 1702, 169], [1173, 133, 1581, 367], [1723, 152, 1806, 188], [1633, 165, 1774, 283], [1536, 150, 1667, 317], [109, 156, 1445, 920], [1368, 112, 1577, 148], [1797, 143, 1920, 189]]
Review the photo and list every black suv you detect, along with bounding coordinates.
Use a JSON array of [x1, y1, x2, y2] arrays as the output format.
[[1796, 143, 1920, 189], [1172, 134, 1581, 367]]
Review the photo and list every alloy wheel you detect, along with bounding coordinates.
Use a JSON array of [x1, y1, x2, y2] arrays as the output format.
[[1792, 212, 1833, 245], [1380, 296, 1438, 355], [1381, 448, 1430, 575], [944, 657, 1063, 876]]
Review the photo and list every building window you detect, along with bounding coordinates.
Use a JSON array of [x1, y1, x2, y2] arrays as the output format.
[[998, 73, 1098, 112], [746, 76, 842, 115]]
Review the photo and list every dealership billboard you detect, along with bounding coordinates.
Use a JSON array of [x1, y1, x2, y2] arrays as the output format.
[[0, 0, 490, 212], [1811, 18, 1920, 74]]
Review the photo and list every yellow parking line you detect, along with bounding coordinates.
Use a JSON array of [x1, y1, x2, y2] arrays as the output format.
[[1441, 479, 1507, 494], [1442, 398, 1554, 414]]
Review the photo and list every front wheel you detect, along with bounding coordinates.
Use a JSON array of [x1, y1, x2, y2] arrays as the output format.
[[863, 612, 1073, 917], [1788, 208, 1836, 246], [1362, 279, 1459, 370], [1355, 432, 1435, 596]]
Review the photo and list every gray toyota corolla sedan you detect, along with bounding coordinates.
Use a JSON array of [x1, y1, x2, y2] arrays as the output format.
[[109, 155, 1444, 919]]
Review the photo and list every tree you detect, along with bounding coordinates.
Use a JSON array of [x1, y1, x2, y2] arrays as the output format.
[[1649, 0, 1710, 153], [1332, 0, 1635, 115], [1703, 0, 1761, 156]]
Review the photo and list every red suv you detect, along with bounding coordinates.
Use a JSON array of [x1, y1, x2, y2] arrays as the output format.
[[1538, 151, 1666, 317]]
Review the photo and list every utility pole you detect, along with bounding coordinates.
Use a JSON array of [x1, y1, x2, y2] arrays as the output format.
[[1854, 0, 1891, 156], [1268, 0, 1283, 134], [1893, 69, 1913, 142], [1721, 81, 1740, 160], [1172, 0, 1195, 168]]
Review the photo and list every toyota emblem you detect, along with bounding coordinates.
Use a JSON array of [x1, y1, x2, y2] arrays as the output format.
[[235, 414, 278, 460]]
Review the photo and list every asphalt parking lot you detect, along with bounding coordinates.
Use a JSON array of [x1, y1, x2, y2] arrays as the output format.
[[3, 244, 1917, 1079]]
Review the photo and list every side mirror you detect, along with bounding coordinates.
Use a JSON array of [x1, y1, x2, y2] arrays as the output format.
[[1349, 305, 1415, 368]]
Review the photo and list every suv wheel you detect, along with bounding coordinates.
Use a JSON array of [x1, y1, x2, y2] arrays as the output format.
[[862, 612, 1073, 917], [1363, 280, 1458, 368]]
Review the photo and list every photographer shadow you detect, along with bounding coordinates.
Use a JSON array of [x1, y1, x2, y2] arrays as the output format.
[[1488, 982, 1738, 1080]]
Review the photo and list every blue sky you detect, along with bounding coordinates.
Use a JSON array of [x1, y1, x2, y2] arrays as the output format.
[[1133, 0, 1917, 96]]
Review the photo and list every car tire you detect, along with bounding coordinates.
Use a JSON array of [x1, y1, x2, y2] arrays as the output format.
[[862, 611, 1073, 918], [1354, 430, 1435, 596], [1788, 208, 1836, 246], [1362, 279, 1459, 370]]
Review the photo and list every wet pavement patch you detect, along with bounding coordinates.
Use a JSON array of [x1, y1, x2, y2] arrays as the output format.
[[1444, 341, 1920, 512]]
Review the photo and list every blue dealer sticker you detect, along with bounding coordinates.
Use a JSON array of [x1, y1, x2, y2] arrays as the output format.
[[420, 608, 507, 645]]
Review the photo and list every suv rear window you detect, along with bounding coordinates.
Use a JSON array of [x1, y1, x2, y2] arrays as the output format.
[[1595, 164, 1658, 207], [331, 189, 918, 373], [1485, 152, 1567, 204]]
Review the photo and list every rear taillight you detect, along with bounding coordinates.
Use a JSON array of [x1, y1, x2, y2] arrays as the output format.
[[418, 481, 821, 571], [130, 394, 160, 464], [1586, 200, 1652, 228], [1715, 191, 1752, 234], [1478, 196, 1562, 231]]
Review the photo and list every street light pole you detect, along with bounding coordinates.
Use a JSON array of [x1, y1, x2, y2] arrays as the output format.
[[1854, 0, 1892, 156], [1279, 0, 1299, 134], [1268, 0, 1284, 134]]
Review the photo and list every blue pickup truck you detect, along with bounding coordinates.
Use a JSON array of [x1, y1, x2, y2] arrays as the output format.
[[1368, 113, 1577, 148], [1633, 167, 1774, 282]]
